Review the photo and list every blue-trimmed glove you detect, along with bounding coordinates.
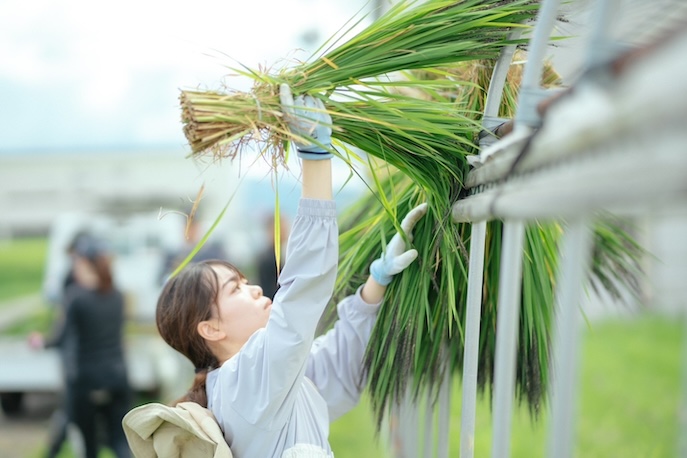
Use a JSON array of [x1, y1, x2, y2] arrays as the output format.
[[370, 203, 428, 286], [279, 83, 333, 160]]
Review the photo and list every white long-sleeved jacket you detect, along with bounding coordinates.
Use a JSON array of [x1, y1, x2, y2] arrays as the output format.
[[206, 199, 381, 458]]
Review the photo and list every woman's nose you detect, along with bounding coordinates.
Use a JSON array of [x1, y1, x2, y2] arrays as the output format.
[[250, 284, 263, 298]]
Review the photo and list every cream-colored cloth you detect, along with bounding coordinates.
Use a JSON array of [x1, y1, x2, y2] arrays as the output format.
[[122, 402, 233, 458]]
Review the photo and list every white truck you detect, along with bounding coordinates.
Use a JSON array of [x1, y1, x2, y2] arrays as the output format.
[[0, 211, 196, 415]]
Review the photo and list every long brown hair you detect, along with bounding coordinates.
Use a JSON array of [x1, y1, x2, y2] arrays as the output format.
[[156, 260, 242, 407], [73, 236, 114, 294], [91, 255, 114, 293]]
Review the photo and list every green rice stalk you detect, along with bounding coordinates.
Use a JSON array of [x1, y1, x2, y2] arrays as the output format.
[[590, 215, 646, 302], [333, 175, 644, 427], [289, 0, 539, 90], [179, 0, 539, 160], [327, 57, 645, 427]]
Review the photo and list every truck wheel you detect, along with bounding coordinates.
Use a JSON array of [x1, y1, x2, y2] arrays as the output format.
[[0, 392, 24, 416]]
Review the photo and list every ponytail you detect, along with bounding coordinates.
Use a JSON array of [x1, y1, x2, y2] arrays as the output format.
[[173, 368, 211, 407], [93, 255, 114, 293]]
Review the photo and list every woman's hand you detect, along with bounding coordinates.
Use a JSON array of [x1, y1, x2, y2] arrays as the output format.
[[27, 331, 44, 350], [361, 203, 428, 304], [370, 203, 428, 286], [279, 83, 333, 160]]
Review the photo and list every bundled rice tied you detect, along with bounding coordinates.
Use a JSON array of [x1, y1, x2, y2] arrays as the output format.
[[178, 0, 540, 164], [180, 83, 290, 163]]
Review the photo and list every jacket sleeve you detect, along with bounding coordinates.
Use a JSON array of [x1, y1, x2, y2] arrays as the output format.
[[212, 199, 338, 426], [43, 285, 79, 349], [42, 314, 67, 349], [305, 286, 381, 421]]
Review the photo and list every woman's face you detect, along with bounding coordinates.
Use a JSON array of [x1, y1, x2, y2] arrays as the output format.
[[73, 255, 98, 289], [210, 264, 272, 351]]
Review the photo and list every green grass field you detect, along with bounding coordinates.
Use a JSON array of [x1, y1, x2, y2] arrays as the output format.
[[329, 316, 684, 457], [0, 238, 48, 302], [2, 238, 683, 457]]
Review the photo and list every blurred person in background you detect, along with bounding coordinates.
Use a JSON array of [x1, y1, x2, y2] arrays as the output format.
[[30, 230, 94, 458], [256, 213, 290, 300], [159, 210, 229, 284], [30, 236, 132, 458]]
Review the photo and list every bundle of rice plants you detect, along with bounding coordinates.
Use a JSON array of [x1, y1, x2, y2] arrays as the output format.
[[329, 56, 644, 425], [179, 0, 539, 163]]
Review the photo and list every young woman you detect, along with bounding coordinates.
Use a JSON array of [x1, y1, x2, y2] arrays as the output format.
[[154, 84, 427, 457]]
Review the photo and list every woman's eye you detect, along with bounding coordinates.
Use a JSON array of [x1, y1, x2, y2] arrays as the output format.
[[225, 278, 247, 295]]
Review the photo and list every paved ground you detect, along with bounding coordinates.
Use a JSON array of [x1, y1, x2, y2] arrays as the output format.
[[0, 293, 189, 458], [0, 392, 56, 458], [0, 294, 43, 331], [0, 295, 56, 457]]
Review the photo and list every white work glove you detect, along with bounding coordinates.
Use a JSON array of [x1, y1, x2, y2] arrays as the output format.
[[279, 83, 333, 160], [370, 203, 428, 286]]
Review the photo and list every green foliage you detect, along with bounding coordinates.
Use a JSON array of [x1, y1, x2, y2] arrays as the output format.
[[291, 0, 538, 91], [332, 170, 646, 427], [0, 238, 47, 302]]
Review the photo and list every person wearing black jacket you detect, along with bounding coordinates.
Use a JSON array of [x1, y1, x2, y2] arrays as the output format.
[[256, 213, 289, 300], [35, 237, 131, 458], [30, 231, 93, 458]]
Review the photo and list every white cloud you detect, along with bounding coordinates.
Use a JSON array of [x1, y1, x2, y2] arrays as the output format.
[[0, 0, 372, 150], [79, 68, 132, 114]]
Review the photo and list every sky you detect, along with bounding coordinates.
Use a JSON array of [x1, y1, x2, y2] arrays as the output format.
[[0, 0, 374, 153]]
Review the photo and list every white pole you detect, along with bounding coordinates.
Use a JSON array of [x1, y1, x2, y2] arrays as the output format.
[[460, 26, 523, 458], [460, 221, 487, 458], [481, 30, 525, 144], [483, 31, 522, 118], [423, 390, 435, 457], [397, 389, 419, 458], [546, 220, 593, 458], [585, 0, 618, 71], [491, 220, 526, 458], [516, 0, 562, 128], [438, 365, 452, 458]]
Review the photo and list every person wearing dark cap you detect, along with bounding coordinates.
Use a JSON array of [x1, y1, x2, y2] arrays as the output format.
[[30, 230, 95, 458], [31, 236, 132, 458], [159, 212, 229, 284], [256, 213, 290, 300]]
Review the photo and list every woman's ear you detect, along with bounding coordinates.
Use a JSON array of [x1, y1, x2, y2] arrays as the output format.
[[197, 319, 226, 341]]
